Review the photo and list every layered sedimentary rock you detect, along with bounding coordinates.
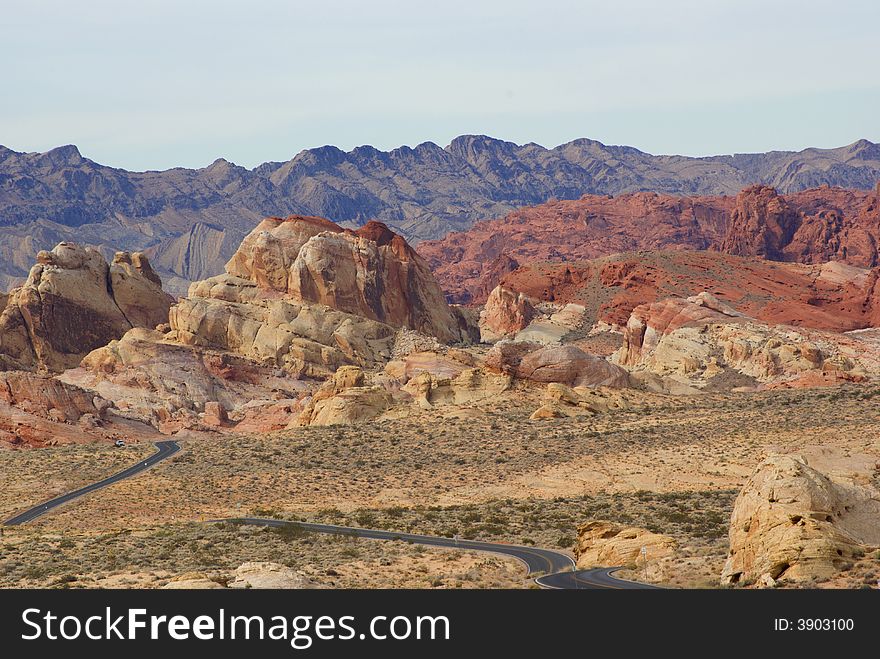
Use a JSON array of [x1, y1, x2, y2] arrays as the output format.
[[47, 215, 475, 435], [419, 192, 733, 304], [295, 366, 392, 427], [528, 382, 637, 420], [0, 371, 103, 422], [721, 453, 880, 586], [164, 215, 469, 376], [64, 328, 309, 432], [719, 185, 880, 267], [575, 521, 676, 568], [615, 293, 880, 390], [486, 341, 629, 388], [169, 276, 396, 378], [418, 183, 880, 305], [0, 370, 162, 448], [0, 243, 172, 372], [225, 216, 464, 343], [490, 251, 880, 332]]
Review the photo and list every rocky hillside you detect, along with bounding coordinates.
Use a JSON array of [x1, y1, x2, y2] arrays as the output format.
[[2, 137, 879, 293], [419, 183, 880, 304], [492, 251, 880, 333]]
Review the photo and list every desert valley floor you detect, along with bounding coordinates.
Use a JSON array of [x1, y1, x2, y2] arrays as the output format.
[[3, 382, 879, 589]]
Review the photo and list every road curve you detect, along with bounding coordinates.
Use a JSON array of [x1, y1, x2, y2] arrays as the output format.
[[225, 517, 656, 590], [2, 447, 655, 589], [536, 567, 662, 589], [3, 440, 180, 526]]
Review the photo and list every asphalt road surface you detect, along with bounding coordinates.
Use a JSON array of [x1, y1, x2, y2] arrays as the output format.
[[225, 517, 657, 589], [3, 440, 180, 526], [2, 444, 655, 589]]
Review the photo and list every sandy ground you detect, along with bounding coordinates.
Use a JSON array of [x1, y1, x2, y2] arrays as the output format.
[[2, 383, 879, 588]]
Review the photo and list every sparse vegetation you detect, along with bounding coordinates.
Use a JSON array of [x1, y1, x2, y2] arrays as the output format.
[[2, 382, 878, 588]]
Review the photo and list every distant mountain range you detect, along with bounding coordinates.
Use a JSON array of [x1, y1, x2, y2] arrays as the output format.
[[2, 135, 879, 293]]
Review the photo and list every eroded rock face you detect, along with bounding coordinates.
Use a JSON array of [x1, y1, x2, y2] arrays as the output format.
[[718, 186, 799, 259], [479, 285, 535, 342], [65, 328, 308, 432], [170, 274, 396, 378], [617, 293, 744, 368], [419, 183, 880, 306], [492, 250, 880, 333], [226, 216, 464, 343], [296, 366, 393, 427], [399, 368, 512, 410], [718, 185, 880, 267], [0, 371, 102, 422], [43, 215, 469, 435], [575, 521, 676, 568], [0, 243, 172, 372], [614, 292, 880, 390], [721, 453, 880, 586]]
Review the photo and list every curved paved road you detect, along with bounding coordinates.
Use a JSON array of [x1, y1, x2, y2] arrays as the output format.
[[536, 566, 661, 589], [226, 517, 656, 589], [3, 440, 180, 526], [2, 444, 655, 588]]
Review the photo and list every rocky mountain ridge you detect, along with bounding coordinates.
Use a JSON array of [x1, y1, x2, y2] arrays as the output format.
[[2, 137, 879, 293]]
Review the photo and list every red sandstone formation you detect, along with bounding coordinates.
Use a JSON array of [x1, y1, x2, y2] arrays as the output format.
[[418, 184, 880, 306], [493, 251, 880, 333]]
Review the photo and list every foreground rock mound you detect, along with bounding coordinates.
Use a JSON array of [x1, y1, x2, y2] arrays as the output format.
[[0, 243, 172, 372], [529, 383, 634, 420], [722, 453, 880, 586], [296, 366, 392, 427], [228, 562, 316, 589], [575, 521, 676, 569]]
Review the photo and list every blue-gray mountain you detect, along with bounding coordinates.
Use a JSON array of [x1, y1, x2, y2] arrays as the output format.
[[1, 135, 879, 294]]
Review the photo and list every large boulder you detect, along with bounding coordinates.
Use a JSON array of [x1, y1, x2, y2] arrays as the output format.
[[721, 453, 880, 587], [0, 243, 172, 372], [486, 341, 629, 388], [575, 521, 676, 568], [479, 285, 535, 342], [296, 366, 393, 427], [516, 345, 630, 388]]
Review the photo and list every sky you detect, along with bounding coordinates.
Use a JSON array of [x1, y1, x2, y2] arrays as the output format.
[[2, 0, 878, 171]]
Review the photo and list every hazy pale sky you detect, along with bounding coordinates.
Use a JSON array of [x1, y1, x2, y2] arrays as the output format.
[[2, 0, 878, 170]]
